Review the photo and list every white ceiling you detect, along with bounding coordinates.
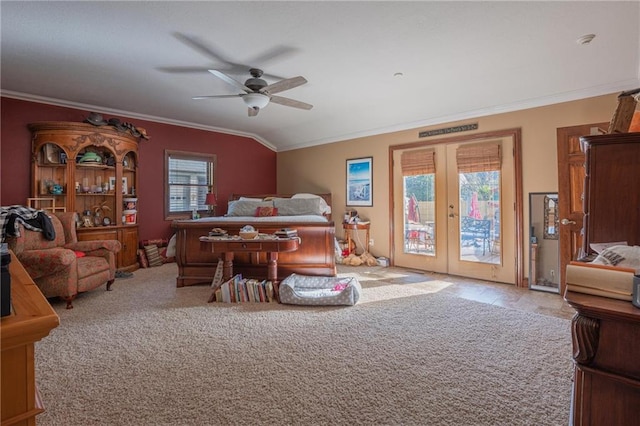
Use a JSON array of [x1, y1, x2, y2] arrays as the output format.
[[2, 1, 639, 152]]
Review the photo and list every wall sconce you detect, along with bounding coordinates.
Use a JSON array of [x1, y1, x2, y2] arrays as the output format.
[[205, 193, 217, 217]]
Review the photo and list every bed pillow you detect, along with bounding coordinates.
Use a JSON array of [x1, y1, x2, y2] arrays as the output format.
[[227, 200, 273, 216], [273, 197, 322, 216], [239, 197, 264, 202], [255, 206, 278, 217], [291, 193, 331, 215], [166, 234, 177, 258]]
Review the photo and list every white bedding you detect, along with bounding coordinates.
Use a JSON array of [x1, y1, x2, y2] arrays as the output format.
[[195, 215, 329, 223]]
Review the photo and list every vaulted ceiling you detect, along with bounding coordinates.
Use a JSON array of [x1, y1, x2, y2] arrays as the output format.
[[2, 1, 639, 151]]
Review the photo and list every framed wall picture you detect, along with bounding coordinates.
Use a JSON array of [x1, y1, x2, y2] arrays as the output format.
[[346, 157, 373, 207]]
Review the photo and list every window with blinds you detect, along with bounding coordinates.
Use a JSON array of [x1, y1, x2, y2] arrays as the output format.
[[165, 150, 216, 218]]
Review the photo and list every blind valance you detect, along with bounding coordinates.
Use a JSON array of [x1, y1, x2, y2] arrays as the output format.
[[401, 149, 436, 176], [456, 142, 501, 173]]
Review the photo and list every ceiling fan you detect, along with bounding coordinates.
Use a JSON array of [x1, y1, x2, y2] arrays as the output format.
[[193, 68, 313, 116]]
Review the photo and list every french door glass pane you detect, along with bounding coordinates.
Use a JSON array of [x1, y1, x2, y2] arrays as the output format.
[[403, 174, 435, 255], [458, 171, 500, 264]]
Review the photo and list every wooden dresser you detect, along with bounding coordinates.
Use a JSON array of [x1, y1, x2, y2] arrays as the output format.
[[1, 252, 59, 426], [565, 291, 640, 426]]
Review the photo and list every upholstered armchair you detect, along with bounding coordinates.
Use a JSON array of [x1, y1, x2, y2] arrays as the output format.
[[7, 211, 121, 308]]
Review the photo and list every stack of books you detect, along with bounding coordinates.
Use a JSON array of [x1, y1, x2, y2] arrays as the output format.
[[211, 274, 275, 303], [565, 261, 635, 301], [275, 228, 298, 238]]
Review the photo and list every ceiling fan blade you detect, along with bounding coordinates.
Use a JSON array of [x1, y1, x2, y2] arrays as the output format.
[[173, 33, 289, 80], [192, 95, 240, 100], [246, 46, 299, 69], [270, 95, 313, 110], [174, 33, 233, 65], [208, 70, 251, 93], [157, 66, 211, 74], [261, 76, 308, 95], [248, 107, 259, 117]]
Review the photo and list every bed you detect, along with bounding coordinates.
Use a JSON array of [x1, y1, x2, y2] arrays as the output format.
[[171, 193, 337, 287]]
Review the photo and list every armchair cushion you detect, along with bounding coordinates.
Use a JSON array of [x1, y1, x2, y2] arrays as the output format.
[[65, 240, 121, 253], [16, 248, 77, 279]]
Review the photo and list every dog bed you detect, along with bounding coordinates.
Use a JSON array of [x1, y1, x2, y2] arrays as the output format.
[[279, 274, 362, 306]]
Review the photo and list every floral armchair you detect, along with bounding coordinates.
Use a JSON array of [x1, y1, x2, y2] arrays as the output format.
[[7, 211, 121, 308]]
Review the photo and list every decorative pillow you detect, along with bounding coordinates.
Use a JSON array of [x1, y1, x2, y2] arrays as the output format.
[[273, 197, 322, 216], [226, 200, 273, 217], [291, 193, 331, 215], [591, 245, 640, 271], [255, 206, 278, 217], [143, 244, 163, 267], [137, 248, 149, 268], [166, 234, 177, 258]]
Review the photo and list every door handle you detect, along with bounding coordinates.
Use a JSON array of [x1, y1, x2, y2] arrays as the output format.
[[560, 218, 576, 225]]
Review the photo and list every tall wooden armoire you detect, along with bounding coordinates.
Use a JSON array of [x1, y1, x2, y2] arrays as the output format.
[[579, 132, 640, 256]]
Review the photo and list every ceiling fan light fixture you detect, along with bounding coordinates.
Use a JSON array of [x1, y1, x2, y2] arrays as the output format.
[[243, 93, 270, 110]]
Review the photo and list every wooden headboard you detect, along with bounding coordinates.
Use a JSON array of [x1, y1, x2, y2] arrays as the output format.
[[229, 193, 332, 220]]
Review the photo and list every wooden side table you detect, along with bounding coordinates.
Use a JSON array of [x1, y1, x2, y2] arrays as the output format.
[[342, 221, 370, 254], [199, 236, 299, 302]]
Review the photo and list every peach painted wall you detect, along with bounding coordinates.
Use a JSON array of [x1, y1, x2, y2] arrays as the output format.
[[0, 97, 277, 240], [277, 93, 622, 269]]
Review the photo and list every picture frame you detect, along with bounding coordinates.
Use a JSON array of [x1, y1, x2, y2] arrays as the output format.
[[346, 157, 373, 207], [43, 143, 60, 164], [108, 177, 116, 191], [121, 177, 128, 195], [543, 194, 559, 240]]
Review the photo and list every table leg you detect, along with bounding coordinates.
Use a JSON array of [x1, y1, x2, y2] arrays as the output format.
[[222, 252, 234, 281], [267, 252, 280, 302], [346, 230, 353, 254], [365, 229, 370, 253]]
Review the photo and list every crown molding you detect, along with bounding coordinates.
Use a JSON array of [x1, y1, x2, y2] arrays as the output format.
[[0, 90, 277, 152], [278, 79, 639, 152]]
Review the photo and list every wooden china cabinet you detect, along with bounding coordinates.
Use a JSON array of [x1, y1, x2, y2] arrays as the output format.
[[29, 122, 143, 271]]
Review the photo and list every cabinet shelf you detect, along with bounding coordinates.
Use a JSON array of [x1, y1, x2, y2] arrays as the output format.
[[37, 163, 67, 168], [77, 163, 114, 170]]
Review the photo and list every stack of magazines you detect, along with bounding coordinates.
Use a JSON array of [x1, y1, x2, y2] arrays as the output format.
[[274, 228, 298, 238]]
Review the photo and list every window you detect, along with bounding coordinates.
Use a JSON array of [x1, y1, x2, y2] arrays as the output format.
[[165, 150, 216, 218], [401, 149, 436, 255]]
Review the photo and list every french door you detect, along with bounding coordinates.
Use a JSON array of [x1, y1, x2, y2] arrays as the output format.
[[392, 132, 518, 284]]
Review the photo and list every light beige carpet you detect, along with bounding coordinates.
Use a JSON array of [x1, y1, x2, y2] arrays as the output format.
[[35, 263, 573, 425]]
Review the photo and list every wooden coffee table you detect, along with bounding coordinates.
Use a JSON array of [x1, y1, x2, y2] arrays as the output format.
[[199, 236, 299, 302]]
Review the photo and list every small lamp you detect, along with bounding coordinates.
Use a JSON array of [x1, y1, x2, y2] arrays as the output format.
[[205, 193, 217, 216]]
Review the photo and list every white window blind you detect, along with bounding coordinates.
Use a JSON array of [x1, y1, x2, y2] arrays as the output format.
[[166, 151, 216, 216]]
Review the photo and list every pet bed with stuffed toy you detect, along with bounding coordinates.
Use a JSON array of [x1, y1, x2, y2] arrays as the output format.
[[279, 274, 362, 306]]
